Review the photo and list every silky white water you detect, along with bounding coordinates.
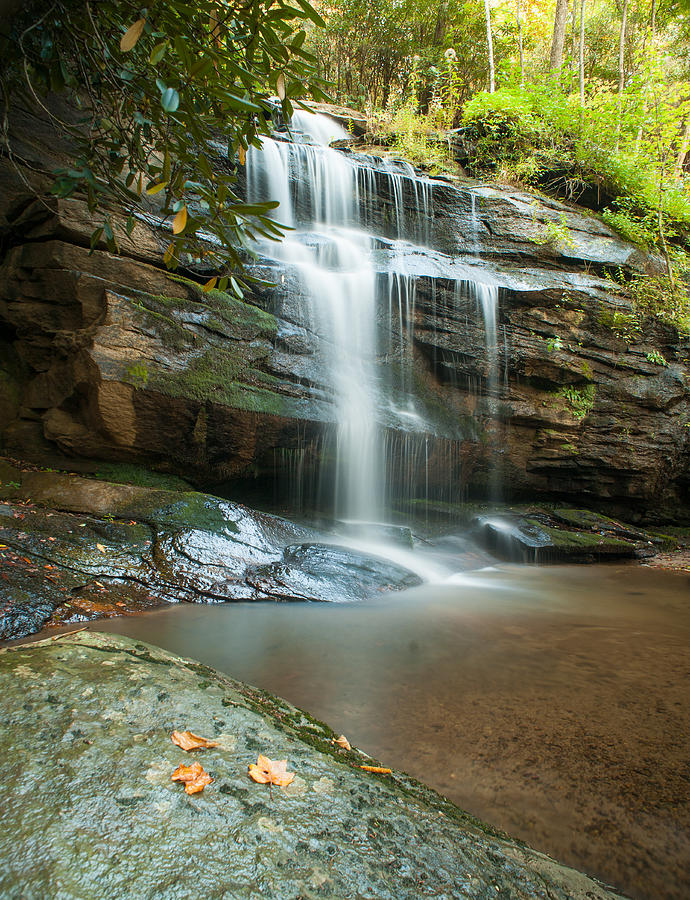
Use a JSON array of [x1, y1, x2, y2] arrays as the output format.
[[246, 110, 502, 522]]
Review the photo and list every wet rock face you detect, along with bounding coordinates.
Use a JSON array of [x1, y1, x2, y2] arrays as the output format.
[[0, 469, 420, 641], [0, 111, 688, 519], [0, 631, 622, 899]]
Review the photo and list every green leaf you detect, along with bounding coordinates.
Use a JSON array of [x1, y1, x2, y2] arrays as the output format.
[[146, 181, 168, 195], [89, 227, 104, 250], [161, 88, 180, 113], [149, 41, 168, 65], [293, 0, 326, 28]]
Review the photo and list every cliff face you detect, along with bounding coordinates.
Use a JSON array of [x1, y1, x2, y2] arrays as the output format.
[[1, 108, 688, 521]]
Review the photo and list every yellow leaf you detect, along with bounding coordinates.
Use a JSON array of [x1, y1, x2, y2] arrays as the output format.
[[171, 730, 219, 751], [359, 765, 392, 774], [136, 173, 143, 196], [163, 242, 175, 266], [276, 73, 286, 101], [334, 734, 351, 751], [248, 754, 295, 787], [95, 543, 106, 553], [202, 277, 217, 292], [146, 181, 168, 195], [238, 145, 246, 166], [172, 206, 187, 235], [120, 18, 146, 53]]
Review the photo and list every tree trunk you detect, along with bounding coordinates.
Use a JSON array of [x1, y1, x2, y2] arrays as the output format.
[[549, 0, 570, 71], [618, 0, 628, 94], [484, 0, 495, 93], [675, 119, 690, 179], [569, 0, 578, 83], [517, 0, 524, 86], [433, 0, 448, 46], [579, 0, 586, 107]]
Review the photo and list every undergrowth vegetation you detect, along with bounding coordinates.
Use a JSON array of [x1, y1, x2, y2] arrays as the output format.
[[369, 73, 690, 334]]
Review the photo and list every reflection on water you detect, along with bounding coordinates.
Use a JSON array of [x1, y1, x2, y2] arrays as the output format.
[[91, 564, 689, 900]]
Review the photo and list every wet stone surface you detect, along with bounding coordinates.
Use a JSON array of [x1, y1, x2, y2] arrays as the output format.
[[0, 472, 421, 641], [0, 631, 624, 899]]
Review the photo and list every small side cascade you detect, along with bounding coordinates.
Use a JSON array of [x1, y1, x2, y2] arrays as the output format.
[[245, 111, 506, 518]]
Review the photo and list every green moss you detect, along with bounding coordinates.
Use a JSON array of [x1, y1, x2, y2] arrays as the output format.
[[146, 350, 291, 416], [580, 360, 594, 380], [524, 517, 632, 552], [123, 362, 149, 389], [92, 463, 192, 492]]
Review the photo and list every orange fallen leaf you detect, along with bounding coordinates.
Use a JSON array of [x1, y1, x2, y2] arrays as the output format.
[[171, 761, 213, 794], [96, 543, 106, 553], [334, 734, 351, 751], [248, 754, 295, 787], [359, 765, 392, 774], [171, 730, 220, 751]]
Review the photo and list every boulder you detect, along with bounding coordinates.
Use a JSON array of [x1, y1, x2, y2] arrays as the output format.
[[0, 631, 623, 899], [0, 471, 419, 640]]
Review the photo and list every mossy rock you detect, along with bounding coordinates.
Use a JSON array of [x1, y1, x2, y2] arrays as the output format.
[[0, 632, 622, 899]]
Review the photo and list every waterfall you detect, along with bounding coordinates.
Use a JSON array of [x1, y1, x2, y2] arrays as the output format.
[[247, 122, 382, 521], [246, 111, 503, 518]]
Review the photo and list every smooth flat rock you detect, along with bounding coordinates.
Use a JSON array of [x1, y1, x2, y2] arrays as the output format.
[[0, 632, 623, 899]]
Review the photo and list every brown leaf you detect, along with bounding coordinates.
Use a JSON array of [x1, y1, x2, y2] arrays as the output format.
[[172, 206, 188, 235], [171, 730, 219, 751], [172, 761, 213, 794], [248, 754, 295, 787], [334, 734, 351, 751], [359, 765, 392, 774], [120, 18, 146, 53], [238, 145, 246, 166]]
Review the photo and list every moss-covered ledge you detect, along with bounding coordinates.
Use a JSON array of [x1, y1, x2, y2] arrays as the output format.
[[0, 631, 624, 899]]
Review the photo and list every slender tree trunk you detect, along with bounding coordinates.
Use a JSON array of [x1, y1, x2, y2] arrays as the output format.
[[615, 0, 628, 148], [484, 0, 495, 93], [433, 0, 448, 46], [579, 0, 586, 107], [618, 0, 628, 94], [569, 0, 578, 85], [549, 0, 570, 71], [517, 0, 524, 86], [675, 119, 690, 179]]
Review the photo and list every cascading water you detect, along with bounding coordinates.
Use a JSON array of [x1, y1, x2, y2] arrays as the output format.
[[246, 109, 502, 520], [246, 116, 382, 521]]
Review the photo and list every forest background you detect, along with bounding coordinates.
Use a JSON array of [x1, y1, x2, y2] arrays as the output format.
[[308, 0, 690, 330], [1, 0, 689, 331]]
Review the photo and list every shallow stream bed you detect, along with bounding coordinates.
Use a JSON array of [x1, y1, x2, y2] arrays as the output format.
[[61, 563, 688, 900]]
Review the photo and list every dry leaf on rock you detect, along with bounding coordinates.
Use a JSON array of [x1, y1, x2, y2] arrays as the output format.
[[334, 734, 351, 751], [248, 754, 295, 787], [359, 765, 392, 774], [171, 761, 213, 794], [171, 730, 219, 751]]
